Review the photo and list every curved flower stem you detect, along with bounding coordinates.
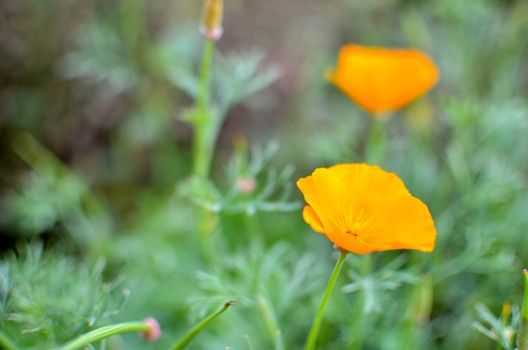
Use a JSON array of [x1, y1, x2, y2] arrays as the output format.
[[518, 269, 528, 350], [56, 322, 150, 350], [170, 301, 235, 350], [304, 251, 348, 350], [0, 332, 18, 350]]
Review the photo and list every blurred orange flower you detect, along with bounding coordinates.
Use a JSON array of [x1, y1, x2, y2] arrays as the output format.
[[297, 164, 436, 254], [327, 44, 439, 115]]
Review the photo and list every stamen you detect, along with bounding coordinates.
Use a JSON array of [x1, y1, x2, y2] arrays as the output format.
[[340, 206, 376, 240]]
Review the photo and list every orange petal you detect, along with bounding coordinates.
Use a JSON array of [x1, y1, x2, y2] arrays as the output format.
[[302, 206, 324, 234], [331, 44, 439, 114], [297, 168, 346, 225], [367, 195, 436, 252], [328, 164, 410, 213]]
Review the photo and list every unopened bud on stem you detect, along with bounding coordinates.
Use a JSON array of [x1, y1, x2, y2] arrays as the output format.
[[141, 317, 161, 341], [200, 0, 223, 40], [236, 177, 256, 193]]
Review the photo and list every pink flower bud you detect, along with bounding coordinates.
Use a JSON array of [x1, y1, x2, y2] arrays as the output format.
[[236, 177, 256, 194], [141, 317, 161, 341]]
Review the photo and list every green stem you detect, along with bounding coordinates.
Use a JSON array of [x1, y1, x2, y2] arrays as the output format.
[[304, 251, 348, 350], [198, 39, 214, 110], [192, 38, 216, 179], [365, 116, 389, 166], [0, 332, 18, 350], [518, 269, 528, 350], [56, 322, 150, 350], [191, 38, 221, 263], [257, 295, 284, 348], [170, 301, 235, 350]]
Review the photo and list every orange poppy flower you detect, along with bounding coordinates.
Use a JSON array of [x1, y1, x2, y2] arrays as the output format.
[[327, 44, 439, 115], [297, 164, 436, 254]]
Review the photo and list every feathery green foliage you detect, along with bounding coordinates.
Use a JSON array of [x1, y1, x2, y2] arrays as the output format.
[[0, 244, 126, 348], [0, 0, 527, 349]]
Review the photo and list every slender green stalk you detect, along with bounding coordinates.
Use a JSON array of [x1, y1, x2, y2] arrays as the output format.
[[365, 116, 389, 166], [192, 38, 216, 179], [191, 37, 223, 263], [401, 275, 433, 349], [0, 332, 18, 350], [274, 330, 285, 350], [198, 39, 214, 111], [305, 251, 348, 350], [257, 295, 284, 348], [518, 269, 528, 350], [56, 322, 150, 350], [170, 301, 235, 350]]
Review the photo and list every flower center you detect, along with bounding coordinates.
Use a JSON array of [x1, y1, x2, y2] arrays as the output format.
[[339, 207, 375, 238]]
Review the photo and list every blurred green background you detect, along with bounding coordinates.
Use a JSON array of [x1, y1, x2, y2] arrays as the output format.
[[1, 0, 528, 349]]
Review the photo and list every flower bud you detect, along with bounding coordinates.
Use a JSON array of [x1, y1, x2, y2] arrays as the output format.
[[200, 0, 224, 40], [141, 317, 161, 341], [501, 301, 511, 322], [236, 177, 256, 194]]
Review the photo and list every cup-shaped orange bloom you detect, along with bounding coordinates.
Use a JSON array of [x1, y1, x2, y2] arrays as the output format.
[[297, 164, 436, 254], [327, 44, 439, 115]]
